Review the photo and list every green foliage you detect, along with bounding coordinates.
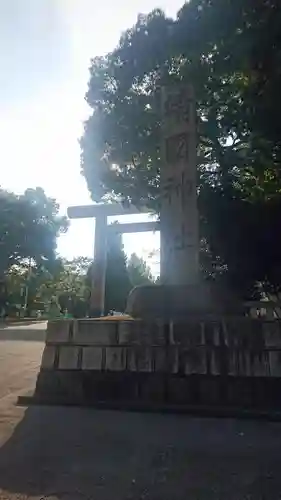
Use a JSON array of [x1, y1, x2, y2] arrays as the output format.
[[38, 257, 92, 316], [0, 187, 68, 276], [127, 253, 153, 286], [104, 223, 132, 313], [81, 1, 281, 296]]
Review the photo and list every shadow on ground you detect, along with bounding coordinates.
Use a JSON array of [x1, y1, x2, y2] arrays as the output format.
[[0, 405, 281, 499]]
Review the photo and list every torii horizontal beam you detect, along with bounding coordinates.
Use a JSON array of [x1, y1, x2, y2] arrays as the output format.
[[107, 221, 160, 234], [67, 204, 149, 219]]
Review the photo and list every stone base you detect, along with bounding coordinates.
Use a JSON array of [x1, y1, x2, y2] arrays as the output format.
[[28, 371, 281, 411], [31, 317, 281, 411], [126, 282, 244, 319]]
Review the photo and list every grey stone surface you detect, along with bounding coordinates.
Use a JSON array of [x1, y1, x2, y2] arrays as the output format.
[[105, 347, 126, 371], [168, 347, 179, 373], [154, 348, 167, 372], [73, 319, 118, 345], [160, 85, 199, 286], [264, 321, 281, 347], [34, 317, 281, 410], [126, 283, 245, 319], [269, 351, 281, 376], [46, 320, 72, 344], [137, 347, 153, 372], [119, 320, 166, 346], [127, 348, 137, 371], [183, 347, 207, 375], [82, 347, 103, 370], [118, 320, 139, 344], [41, 346, 56, 370], [58, 347, 79, 370]]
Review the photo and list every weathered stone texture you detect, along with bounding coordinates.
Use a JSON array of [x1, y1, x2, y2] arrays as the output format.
[[34, 318, 281, 410], [73, 319, 118, 345], [58, 347, 79, 369], [46, 319, 72, 344], [105, 347, 126, 371], [41, 346, 56, 369], [82, 347, 103, 370]]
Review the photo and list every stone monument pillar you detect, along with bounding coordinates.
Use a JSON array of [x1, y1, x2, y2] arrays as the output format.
[[160, 85, 199, 285], [126, 84, 243, 318]]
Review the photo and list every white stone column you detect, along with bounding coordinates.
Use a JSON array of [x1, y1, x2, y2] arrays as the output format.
[[160, 85, 199, 285], [90, 214, 107, 316]]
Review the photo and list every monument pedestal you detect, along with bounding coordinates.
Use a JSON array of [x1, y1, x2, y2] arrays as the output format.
[[126, 282, 245, 320], [26, 313, 281, 414]]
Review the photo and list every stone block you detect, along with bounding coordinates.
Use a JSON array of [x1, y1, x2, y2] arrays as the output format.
[[82, 347, 103, 370], [203, 321, 221, 346], [168, 347, 179, 373], [126, 283, 244, 319], [227, 378, 253, 407], [223, 319, 262, 351], [58, 347, 79, 369], [167, 377, 192, 404], [118, 321, 140, 344], [199, 378, 221, 405], [138, 321, 166, 345], [269, 351, 281, 376], [46, 319, 72, 344], [154, 348, 167, 372], [81, 372, 139, 401], [105, 347, 126, 371], [172, 321, 204, 346], [119, 320, 166, 345], [127, 348, 137, 371], [35, 371, 84, 402], [227, 350, 251, 376], [74, 319, 118, 345], [264, 321, 281, 347], [139, 374, 165, 402], [137, 347, 153, 372], [251, 353, 270, 377], [182, 347, 207, 375], [41, 346, 56, 369], [210, 349, 221, 375]]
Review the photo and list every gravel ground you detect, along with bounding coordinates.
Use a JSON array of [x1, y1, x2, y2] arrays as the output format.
[[0, 328, 281, 499]]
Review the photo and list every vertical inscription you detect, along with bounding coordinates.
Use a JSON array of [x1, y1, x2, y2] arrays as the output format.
[[161, 85, 198, 285], [162, 172, 194, 207], [164, 87, 193, 124], [166, 133, 189, 163]]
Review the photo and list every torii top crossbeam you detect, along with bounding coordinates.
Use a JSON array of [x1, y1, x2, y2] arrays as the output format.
[[67, 203, 148, 219]]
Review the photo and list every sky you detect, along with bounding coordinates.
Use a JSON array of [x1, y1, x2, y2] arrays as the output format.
[[0, 0, 184, 274]]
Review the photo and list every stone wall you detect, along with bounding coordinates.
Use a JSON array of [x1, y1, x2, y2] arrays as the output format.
[[34, 317, 281, 410]]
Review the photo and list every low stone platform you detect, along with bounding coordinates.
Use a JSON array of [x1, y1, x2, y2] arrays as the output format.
[[31, 317, 281, 411]]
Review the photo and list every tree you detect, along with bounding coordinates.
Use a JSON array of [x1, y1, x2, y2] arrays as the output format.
[[0, 187, 68, 276], [104, 223, 132, 313], [127, 253, 153, 286], [37, 257, 92, 317], [0, 187, 67, 314], [80, 2, 281, 297]]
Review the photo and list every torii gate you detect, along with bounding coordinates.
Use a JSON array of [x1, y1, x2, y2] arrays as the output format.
[[68, 84, 199, 317], [67, 203, 159, 316]]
